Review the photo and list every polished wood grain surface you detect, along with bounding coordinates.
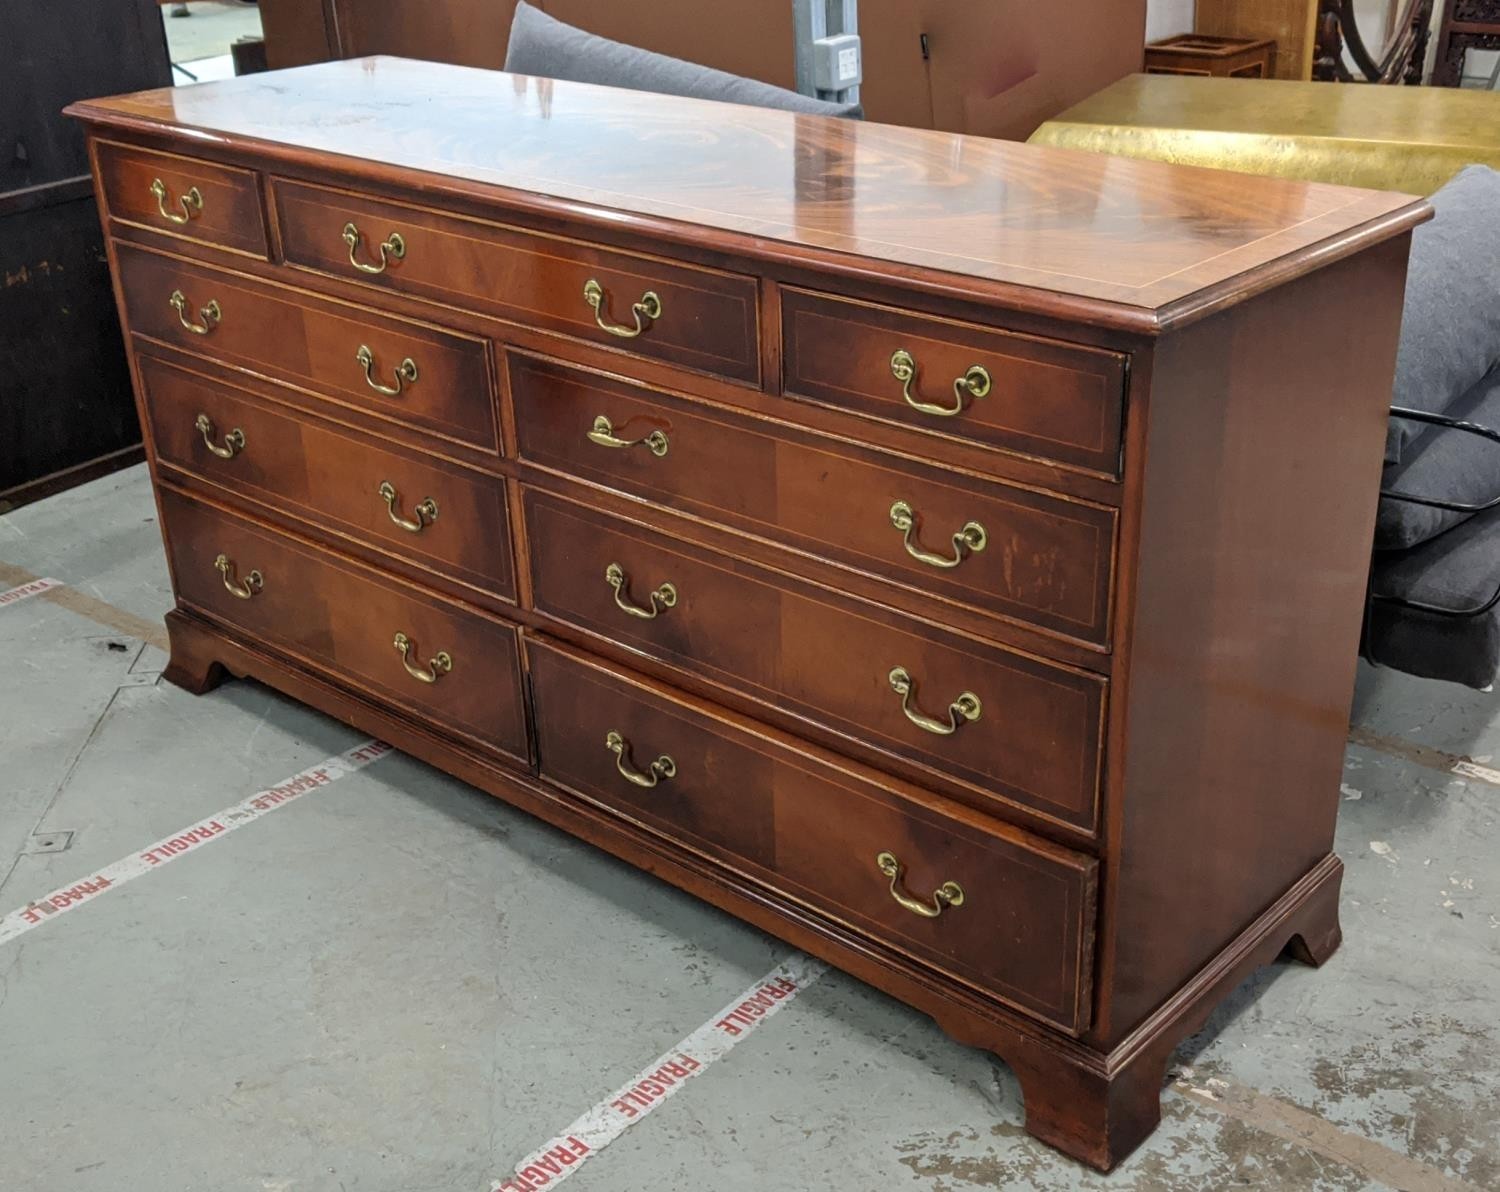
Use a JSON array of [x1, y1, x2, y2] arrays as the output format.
[[117, 243, 499, 452], [274, 178, 760, 384], [96, 138, 268, 258], [781, 287, 1127, 478], [75, 56, 1421, 1173], [510, 354, 1116, 647], [529, 639, 1098, 1035], [67, 57, 1428, 322], [525, 488, 1106, 838], [140, 354, 516, 602], [160, 486, 528, 761], [1092, 237, 1412, 1046]]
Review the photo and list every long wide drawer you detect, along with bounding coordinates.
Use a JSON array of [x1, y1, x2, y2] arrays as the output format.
[[526, 488, 1103, 836], [511, 354, 1115, 647], [140, 355, 516, 602], [159, 487, 528, 762], [273, 178, 760, 385], [529, 638, 1097, 1035], [781, 288, 1127, 479], [116, 243, 498, 451]]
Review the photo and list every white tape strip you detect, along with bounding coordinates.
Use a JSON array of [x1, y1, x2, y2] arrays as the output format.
[[0, 739, 392, 948], [1453, 758, 1500, 787], [494, 953, 828, 1192], [0, 577, 64, 610]]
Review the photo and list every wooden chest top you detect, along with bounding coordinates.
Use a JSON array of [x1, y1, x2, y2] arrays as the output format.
[[66, 56, 1427, 331]]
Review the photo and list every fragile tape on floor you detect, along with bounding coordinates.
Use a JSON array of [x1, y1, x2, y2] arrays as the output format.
[[0, 577, 64, 609], [0, 563, 170, 652], [0, 740, 392, 948], [494, 953, 829, 1192]]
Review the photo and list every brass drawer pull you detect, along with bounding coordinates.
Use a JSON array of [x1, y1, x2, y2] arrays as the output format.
[[169, 289, 221, 336], [149, 178, 203, 225], [876, 851, 964, 919], [583, 278, 661, 339], [889, 501, 986, 569], [342, 221, 405, 274], [888, 666, 981, 736], [605, 730, 676, 788], [195, 413, 245, 459], [890, 349, 991, 418], [587, 415, 668, 457], [378, 481, 438, 533], [393, 632, 452, 683], [605, 562, 677, 619], [214, 553, 262, 599], [356, 345, 419, 396]]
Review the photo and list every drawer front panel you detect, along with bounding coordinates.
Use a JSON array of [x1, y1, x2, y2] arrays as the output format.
[[529, 639, 1096, 1034], [140, 356, 516, 601], [273, 179, 760, 384], [159, 487, 528, 759], [116, 244, 497, 451], [526, 490, 1103, 834], [512, 355, 1115, 646], [97, 140, 268, 257], [782, 288, 1127, 478]]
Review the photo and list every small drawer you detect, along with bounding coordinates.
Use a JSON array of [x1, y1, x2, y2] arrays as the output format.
[[139, 356, 516, 602], [96, 140, 268, 257], [525, 489, 1104, 835], [782, 288, 1127, 478], [272, 178, 760, 385], [529, 639, 1097, 1034], [512, 354, 1115, 648], [159, 487, 528, 761], [117, 244, 497, 452]]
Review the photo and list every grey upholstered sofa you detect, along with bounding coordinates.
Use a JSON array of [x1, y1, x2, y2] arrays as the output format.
[[1364, 166, 1500, 689]]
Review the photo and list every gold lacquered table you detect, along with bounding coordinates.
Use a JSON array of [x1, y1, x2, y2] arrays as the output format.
[[1029, 73, 1500, 194]]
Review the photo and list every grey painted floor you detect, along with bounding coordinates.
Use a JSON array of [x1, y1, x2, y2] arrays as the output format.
[[1, 465, 1496, 1192]]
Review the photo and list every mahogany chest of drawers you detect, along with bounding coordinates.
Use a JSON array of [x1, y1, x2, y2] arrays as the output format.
[[68, 59, 1427, 1171]]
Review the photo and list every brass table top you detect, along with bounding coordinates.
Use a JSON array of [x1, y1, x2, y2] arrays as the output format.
[[1030, 73, 1500, 194]]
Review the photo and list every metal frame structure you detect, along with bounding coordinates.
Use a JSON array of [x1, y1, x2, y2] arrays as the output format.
[[792, 0, 861, 106], [1369, 407, 1500, 622]]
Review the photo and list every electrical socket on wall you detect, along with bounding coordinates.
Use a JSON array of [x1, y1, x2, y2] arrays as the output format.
[[812, 33, 862, 92]]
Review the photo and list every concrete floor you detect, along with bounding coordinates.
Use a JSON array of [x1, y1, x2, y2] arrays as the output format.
[[1, 464, 1496, 1191], [161, 0, 263, 71]]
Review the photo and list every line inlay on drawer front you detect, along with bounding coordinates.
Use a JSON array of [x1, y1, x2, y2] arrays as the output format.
[[782, 287, 1128, 479], [139, 354, 515, 602], [158, 486, 528, 761], [529, 638, 1098, 1034], [272, 177, 760, 385], [511, 353, 1116, 648], [524, 487, 1105, 836], [116, 242, 498, 452], [95, 138, 269, 258]]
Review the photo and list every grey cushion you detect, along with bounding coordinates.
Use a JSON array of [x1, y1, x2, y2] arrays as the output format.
[[1386, 165, 1500, 465], [1376, 362, 1500, 549], [504, 2, 861, 120], [1364, 504, 1500, 689]]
